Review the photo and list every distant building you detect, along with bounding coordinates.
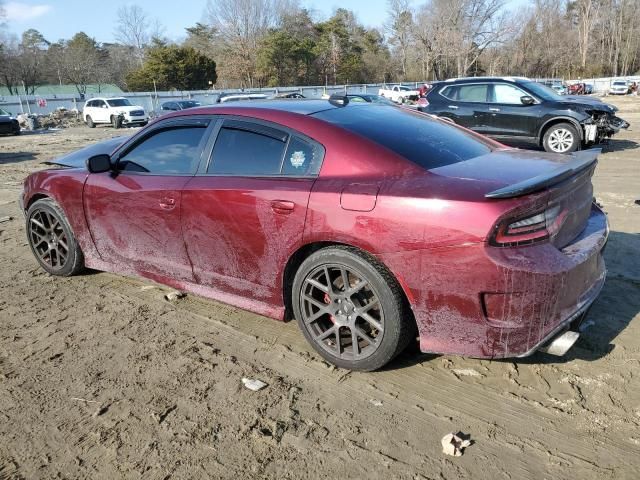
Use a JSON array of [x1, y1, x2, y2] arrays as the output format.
[[0, 84, 123, 97]]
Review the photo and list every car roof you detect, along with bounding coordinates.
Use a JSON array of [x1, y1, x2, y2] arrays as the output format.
[[443, 76, 531, 84], [193, 99, 340, 115]]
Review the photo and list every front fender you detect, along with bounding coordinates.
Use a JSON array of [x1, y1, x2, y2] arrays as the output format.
[[23, 169, 101, 263], [537, 114, 588, 141]]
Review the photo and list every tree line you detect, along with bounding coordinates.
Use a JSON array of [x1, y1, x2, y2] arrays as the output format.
[[1, 0, 639, 96]]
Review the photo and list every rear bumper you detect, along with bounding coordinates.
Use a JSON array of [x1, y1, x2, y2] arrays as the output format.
[[380, 204, 608, 358], [515, 279, 601, 358]]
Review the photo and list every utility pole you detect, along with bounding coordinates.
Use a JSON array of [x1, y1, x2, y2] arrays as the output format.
[[22, 81, 32, 115]]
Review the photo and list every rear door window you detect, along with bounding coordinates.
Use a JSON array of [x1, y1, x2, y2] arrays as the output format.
[[282, 137, 323, 176], [457, 84, 489, 102], [208, 122, 287, 175], [207, 120, 324, 176]]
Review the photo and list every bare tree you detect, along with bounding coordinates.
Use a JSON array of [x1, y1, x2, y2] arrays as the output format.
[[386, 0, 413, 80], [113, 5, 165, 65], [204, 0, 296, 87]]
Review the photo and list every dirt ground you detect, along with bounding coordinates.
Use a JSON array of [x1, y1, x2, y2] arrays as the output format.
[[0, 99, 639, 480]]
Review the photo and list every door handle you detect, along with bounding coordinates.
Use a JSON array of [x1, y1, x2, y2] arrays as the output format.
[[271, 200, 294, 214], [447, 105, 459, 109], [159, 196, 176, 210], [489, 108, 501, 112]]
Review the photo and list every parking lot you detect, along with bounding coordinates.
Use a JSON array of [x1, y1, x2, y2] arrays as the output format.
[[0, 97, 639, 479]]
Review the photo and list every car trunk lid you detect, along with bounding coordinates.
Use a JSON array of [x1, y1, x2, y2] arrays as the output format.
[[430, 148, 599, 248]]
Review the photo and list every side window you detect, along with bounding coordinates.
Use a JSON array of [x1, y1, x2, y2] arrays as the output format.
[[282, 137, 322, 176], [493, 84, 528, 104], [440, 85, 459, 100], [457, 84, 488, 102], [208, 125, 287, 175], [118, 125, 208, 175]]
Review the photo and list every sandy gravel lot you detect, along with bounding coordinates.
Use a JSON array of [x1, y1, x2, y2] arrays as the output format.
[[1, 99, 639, 480]]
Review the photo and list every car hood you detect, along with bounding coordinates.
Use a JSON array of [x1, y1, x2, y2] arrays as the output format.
[[558, 97, 617, 112], [43, 136, 127, 168], [111, 105, 145, 113], [429, 148, 599, 197]]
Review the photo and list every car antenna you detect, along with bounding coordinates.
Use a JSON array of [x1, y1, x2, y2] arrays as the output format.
[[328, 94, 349, 107]]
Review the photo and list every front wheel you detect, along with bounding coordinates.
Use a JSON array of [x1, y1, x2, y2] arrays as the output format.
[[292, 246, 414, 371], [543, 122, 580, 153], [26, 198, 84, 276]]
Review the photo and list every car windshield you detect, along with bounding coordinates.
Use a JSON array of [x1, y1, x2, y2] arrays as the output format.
[[613, 82, 626, 86], [106, 98, 133, 107], [0, 108, 10, 116], [178, 101, 201, 108], [523, 82, 562, 101], [398, 86, 410, 91], [314, 105, 492, 169]]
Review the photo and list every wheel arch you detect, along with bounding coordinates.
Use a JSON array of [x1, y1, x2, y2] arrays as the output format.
[[25, 192, 50, 212], [282, 241, 417, 330], [538, 117, 583, 145]]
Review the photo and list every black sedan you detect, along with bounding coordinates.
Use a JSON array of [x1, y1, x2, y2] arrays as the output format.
[[0, 108, 20, 136], [160, 100, 202, 113]]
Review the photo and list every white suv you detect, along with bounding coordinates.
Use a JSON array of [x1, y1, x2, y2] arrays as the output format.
[[83, 97, 148, 128]]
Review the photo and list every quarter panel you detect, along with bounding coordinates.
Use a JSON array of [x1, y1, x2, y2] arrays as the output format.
[[23, 169, 101, 263]]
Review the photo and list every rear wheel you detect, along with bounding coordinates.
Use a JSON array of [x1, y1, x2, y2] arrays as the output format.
[[26, 198, 84, 277], [292, 246, 414, 371], [86, 115, 95, 128], [543, 122, 580, 153]]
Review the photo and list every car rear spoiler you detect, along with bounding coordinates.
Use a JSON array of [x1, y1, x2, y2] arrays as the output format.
[[485, 149, 600, 199]]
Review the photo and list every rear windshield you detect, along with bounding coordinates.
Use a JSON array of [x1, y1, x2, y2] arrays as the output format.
[[313, 105, 492, 169]]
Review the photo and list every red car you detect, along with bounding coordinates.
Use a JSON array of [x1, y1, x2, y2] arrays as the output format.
[[20, 100, 608, 371]]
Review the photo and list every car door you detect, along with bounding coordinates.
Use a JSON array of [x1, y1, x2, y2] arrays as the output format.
[[91, 100, 110, 123], [83, 117, 213, 281], [437, 83, 491, 132], [484, 83, 542, 140], [181, 118, 324, 307]]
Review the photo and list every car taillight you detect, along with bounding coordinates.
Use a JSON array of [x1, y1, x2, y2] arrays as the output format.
[[490, 204, 563, 247], [417, 98, 428, 108]]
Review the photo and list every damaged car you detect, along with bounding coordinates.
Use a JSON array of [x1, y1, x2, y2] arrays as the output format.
[[420, 77, 629, 153], [21, 99, 608, 371]]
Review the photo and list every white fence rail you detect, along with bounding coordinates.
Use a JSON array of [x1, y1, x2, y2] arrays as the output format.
[[2, 76, 637, 116], [0, 82, 428, 116]]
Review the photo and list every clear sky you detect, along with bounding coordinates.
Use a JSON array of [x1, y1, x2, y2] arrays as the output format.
[[2, 0, 522, 43]]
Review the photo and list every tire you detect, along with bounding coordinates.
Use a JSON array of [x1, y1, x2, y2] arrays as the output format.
[[543, 122, 580, 154], [292, 246, 415, 371], [111, 115, 122, 129], [86, 115, 95, 128], [26, 198, 84, 277]]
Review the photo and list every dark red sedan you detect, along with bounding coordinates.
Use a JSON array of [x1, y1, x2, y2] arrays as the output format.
[[20, 99, 608, 370]]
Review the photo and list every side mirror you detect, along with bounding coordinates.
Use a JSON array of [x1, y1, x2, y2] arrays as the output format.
[[86, 154, 112, 173], [520, 95, 535, 105]]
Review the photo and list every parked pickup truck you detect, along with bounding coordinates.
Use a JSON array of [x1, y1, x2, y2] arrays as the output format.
[[378, 85, 419, 104]]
